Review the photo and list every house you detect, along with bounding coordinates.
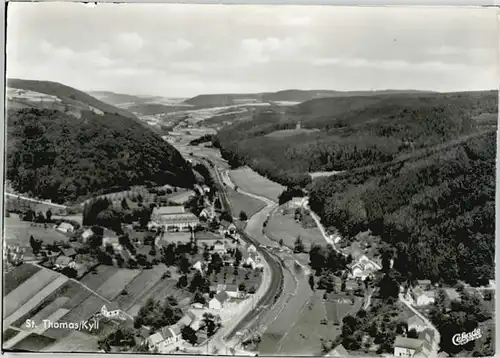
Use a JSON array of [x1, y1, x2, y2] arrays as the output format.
[[393, 336, 430, 357], [199, 208, 211, 220], [220, 220, 236, 235], [100, 303, 127, 320], [54, 255, 74, 269], [326, 344, 350, 357], [287, 197, 305, 209], [213, 240, 226, 254], [192, 261, 204, 274], [348, 255, 381, 280], [57, 222, 75, 233], [407, 315, 426, 333], [81, 228, 94, 241], [247, 244, 257, 254], [209, 291, 229, 310], [244, 257, 256, 269], [411, 287, 435, 307], [102, 235, 120, 248], [177, 311, 197, 327], [139, 325, 152, 339], [149, 206, 200, 231], [418, 329, 435, 348], [60, 247, 77, 258], [147, 332, 165, 351], [225, 284, 240, 298], [202, 185, 211, 194], [416, 280, 432, 290], [195, 230, 221, 242]]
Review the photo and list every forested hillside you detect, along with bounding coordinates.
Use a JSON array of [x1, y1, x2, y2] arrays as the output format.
[[215, 91, 497, 187], [6, 108, 195, 204], [309, 130, 495, 286]]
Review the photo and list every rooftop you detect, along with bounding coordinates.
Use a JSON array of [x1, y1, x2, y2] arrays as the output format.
[[154, 206, 186, 215], [214, 290, 229, 304], [394, 336, 424, 350]]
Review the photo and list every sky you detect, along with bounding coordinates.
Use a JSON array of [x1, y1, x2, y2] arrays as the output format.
[[6, 3, 499, 98]]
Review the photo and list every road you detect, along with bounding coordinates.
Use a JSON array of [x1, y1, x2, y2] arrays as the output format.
[[399, 293, 441, 358], [4, 192, 68, 209]]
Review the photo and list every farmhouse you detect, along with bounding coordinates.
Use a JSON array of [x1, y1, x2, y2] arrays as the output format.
[[209, 291, 229, 310], [220, 220, 236, 235], [149, 206, 200, 231], [99, 303, 126, 320], [407, 315, 426, 333], [57, 222, 75, 233], [348, 255, 381, 280], [411, 287, 435, 307]]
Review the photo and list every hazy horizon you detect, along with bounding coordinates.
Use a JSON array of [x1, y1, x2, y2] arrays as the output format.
[[7, 3, 498, 98]]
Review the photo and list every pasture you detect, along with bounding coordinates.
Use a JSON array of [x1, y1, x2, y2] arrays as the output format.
[[3, 263, 41, 296], [94, 269, 142, 301], [41, 330, 98, 352], [79, 265, 122, 292], [229, 167, 284, 203], [210, 266, 263, 292], [225, 187, 266, 219], [264, 211, 325, 251], [11, 333, 57, 352]]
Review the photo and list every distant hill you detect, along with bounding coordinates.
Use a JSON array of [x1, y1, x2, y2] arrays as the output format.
[[87, 90, 145, 107], [183, 89, 434, 108], [7, 79, 138, 120], [126, 103, 189, 116], [6, 81, 196, 204]]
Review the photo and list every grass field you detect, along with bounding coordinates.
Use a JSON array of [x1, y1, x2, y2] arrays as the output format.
[[114, 264, 170, 312], [4, 216, 71, 256], [11, 333, 57, 352], [5, 196, 67, 215], [94, 269, 142, 301], [41, 330, 98, 352], [225, 187, 266, 218], [229, 167, 284, 203], [79, 265, 121, 291], [4, 268, 61, 318], [3, 263, 41, 296], [4, 328, 20, 342], [159, 232, 192, 245], [264, 211, 325, 251], [210, 265, 263, 291], [278, 292, 344, 355]]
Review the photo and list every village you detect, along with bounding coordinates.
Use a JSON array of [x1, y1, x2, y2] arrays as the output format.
[[3, 178, 267, 354]]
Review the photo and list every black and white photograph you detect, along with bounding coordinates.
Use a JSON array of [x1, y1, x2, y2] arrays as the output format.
[[2, 3, 497, 357]]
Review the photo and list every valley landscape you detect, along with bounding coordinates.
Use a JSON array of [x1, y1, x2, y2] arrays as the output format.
[[3, 3, 497, 358]]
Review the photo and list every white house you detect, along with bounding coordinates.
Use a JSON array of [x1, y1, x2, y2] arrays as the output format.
[[192, 261, 204, 274], [149, 206, 200, 232], [100, 304, 127, 320], [81, 228, 94, 241], [213, 240, 226, 254], [348, 255, 381, 280], [209, 291, 229, 310], [57, 222, 75, 233], [225, 284, 240, 298], [245, 257, 257, 269], [412, 287, 435, 307], [247, 244, 257, 254], [407, 315, 426, 333], [54, 256, 74, 269]]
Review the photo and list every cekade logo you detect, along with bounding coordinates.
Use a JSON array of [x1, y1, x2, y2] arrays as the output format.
[[452, 328, 482, 346]]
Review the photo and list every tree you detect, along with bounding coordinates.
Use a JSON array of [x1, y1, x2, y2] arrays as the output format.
[[239, 282, 247, 292], [239, 211, 248, 221], [181, 325, 198, 345], [177, 275, 188, 288], [220, 211, 232, 223], [121, 198, 130, 211], [29, 235, 42, 255], [294, 235, 305, 253], [279, 238, 284, 247], [192, 291, 206, 305], [407, 328, 418, 338], [203, 313, 218, 337], [234, 248, 243, 267], [45, 209, 52, 222], [61, 266, 78, 278]]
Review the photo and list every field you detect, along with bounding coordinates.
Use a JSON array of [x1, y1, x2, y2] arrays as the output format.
[[40, 330, 98, 352], [309, 170, 344, 179], [94, 269, 142, 301], [264, 211, 325, 251], [3, 263, 41, 296], [4, 328, 20, 342], [79, 265, 122, 291], [229, 167, 285, 203], [11, 333, 57, 352], [113, 264, 170, 313], [4, 216, 71, 256], [210, 265, 263, 292], [168, 190, 195, 204], [265, 128, 319, 138], [5, 195, 67, 215], [225, 187, 266, 218], [159, 232, 192, 245]]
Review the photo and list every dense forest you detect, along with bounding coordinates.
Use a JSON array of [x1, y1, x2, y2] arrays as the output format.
[[7, 108, 195, 204], [214, 91, 497, 187], [309, 131, 495, 286]]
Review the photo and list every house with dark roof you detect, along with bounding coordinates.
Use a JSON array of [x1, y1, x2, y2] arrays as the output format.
[[60, 247, 77, 258], [209, 291, 229, 310]]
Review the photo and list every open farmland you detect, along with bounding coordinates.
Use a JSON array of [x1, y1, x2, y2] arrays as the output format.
[[4, 216, 71, 256], [41, 330, 98, 352], [114, 264, 170, 313], [278, 292, 344, 356], [94, 269, 142, 301], [79, 265, 122, 291], [225, 187, 266, 219], [4, 268, 62, 318], [3, 263, 41, 296], [10, 333, 57, 352], [229, 167, 284, 203], [264, 211, 325, 251]]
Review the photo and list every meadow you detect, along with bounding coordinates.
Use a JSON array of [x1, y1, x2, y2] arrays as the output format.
[[229, 167, 284, 203], [225, 187, 266, 218]]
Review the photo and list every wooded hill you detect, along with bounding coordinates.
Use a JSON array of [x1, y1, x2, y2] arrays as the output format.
[[6, 107, 195, 204], [215, 90, 497, 285]]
